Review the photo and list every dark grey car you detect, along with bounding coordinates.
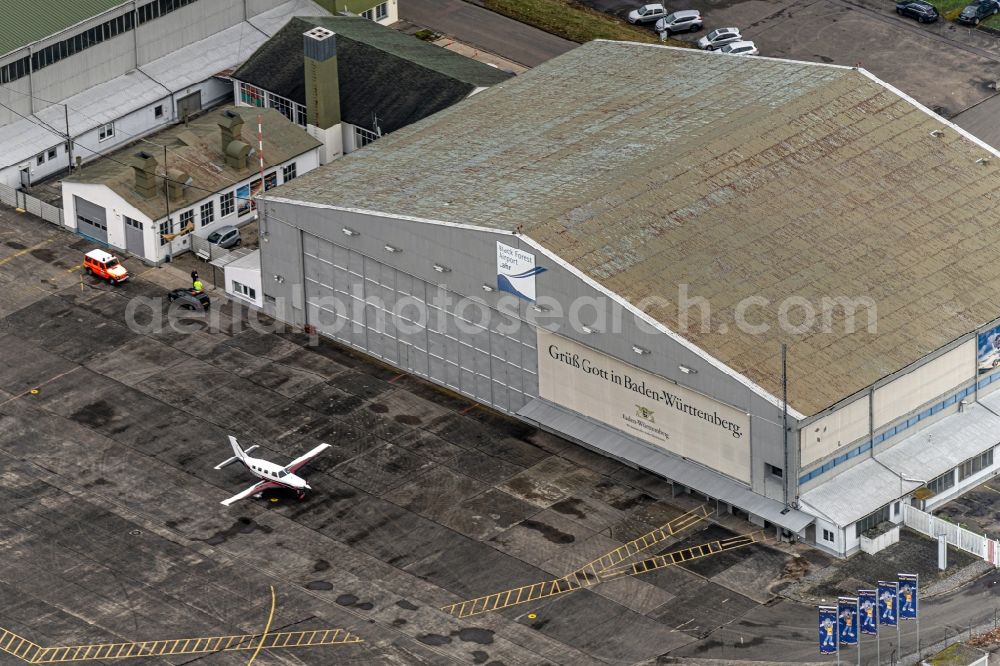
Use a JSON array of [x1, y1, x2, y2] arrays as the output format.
[[958, 0, 998, 23], [168, 288, 211, 310]]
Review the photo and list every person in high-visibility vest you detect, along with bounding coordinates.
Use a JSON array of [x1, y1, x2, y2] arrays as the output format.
[[192, 278, 204, 292]]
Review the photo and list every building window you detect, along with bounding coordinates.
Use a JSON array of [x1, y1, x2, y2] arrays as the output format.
[[855, 504, 890, 539], [926, 470, 955, 496], [137, 0, 199, 25], [159, 219, 171, 246], [98, 123, 115, 142], [47, 148, 57, 160], [200, 201, 214, 227], [36, 153, 45, 166], [822, 529, 834, 543], [765, 463, 783, 478], [179, 209, 194, 231], [220, 191, 235, 217], [362, 2, 388, 20], [232, 280, 256, 300], [282, 163, 297, 182], [959, 448, 994, 481], [154, 105, 164, 119], [268, 93, 295, 123], [354, 125, 380, 148], [238, 82, 264, 107]]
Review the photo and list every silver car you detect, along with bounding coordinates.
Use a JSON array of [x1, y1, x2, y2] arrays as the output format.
[[207, 224, 242, 248], [717, 40, 759, 55], [627, 3, 668, 23], [654, 10, 703, 34], [697, 27, 742, 50]]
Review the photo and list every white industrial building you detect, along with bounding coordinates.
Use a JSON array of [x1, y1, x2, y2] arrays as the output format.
[[0, 0, 395, 189], [61, 106, 320, 263], [246, 41, 1000, 556]]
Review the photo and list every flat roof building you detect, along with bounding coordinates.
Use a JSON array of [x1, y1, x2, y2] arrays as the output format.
[[253, 40, 1000, 555], [62, 106, 320, 262]]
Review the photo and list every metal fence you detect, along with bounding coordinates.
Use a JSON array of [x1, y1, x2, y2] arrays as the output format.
[[902, 503, 998, 563], [0, 183, 63, 225]]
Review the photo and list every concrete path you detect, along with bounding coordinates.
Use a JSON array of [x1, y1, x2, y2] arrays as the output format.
[[400, 0, 577, 67]]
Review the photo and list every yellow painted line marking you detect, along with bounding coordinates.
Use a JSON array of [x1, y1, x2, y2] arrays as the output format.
[[0, 237, 56, 268], [247, 585, 277, 666]]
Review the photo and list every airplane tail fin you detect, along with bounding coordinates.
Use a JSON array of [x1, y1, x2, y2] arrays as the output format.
[[228, 435, 245, 461], [214, 436, 259, 470]]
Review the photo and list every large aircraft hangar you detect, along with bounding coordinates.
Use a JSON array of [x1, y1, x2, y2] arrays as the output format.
[[255, 39, 1000, 556]]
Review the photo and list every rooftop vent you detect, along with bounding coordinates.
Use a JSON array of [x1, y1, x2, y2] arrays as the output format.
[[165, 167, 192, 201], [131, 151, 158, 198]]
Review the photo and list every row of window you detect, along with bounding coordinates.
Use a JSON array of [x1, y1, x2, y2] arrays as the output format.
[[960, 448, 994, 481], [35, 147, 58, 166], [1, 0, 199, 83], [800, 382, 979, 486], [926, 469, 955, 496], [855, 504, 891, 539], [158, 164, 297, 246], [361, 2, 390, 20], [232, 281, 257, 300], [238, 83, 308, 127]]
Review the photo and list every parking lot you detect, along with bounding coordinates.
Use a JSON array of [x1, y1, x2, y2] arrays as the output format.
[[584, 0, 1000, 118], [0, 208, 837, 664]]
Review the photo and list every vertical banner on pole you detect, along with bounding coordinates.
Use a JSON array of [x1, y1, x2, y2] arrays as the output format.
[[859, 589, 878, 635], [878, 581, 899, 626], [838, 597, 859, 645], [819, 606, 839, 655], [898, 574, 918, 620]]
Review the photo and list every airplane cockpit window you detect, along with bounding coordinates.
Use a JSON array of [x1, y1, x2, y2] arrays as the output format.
[[278, 470, 287, 478]]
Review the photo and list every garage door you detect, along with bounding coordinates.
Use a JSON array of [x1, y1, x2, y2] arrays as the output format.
[[302, 232, 537, 413], [74, 196, 107, 244]]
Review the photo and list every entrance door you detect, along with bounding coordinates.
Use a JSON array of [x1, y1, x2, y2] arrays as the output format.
[[124, 216, 144, 256], [19, 167, 29, 189], [176, 91, 202, 121], [74, 196, 108, 243]]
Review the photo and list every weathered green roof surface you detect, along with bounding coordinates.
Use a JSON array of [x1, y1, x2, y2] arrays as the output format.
[[271, 41, 1000, 416], [66, 106, 320, 221], [232, 16, 513, 133], [1, 0, 126, 57]]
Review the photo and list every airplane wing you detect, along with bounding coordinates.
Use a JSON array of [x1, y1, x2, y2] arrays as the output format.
[[220, 480, 283, 506], [285, 443, 332, 475]]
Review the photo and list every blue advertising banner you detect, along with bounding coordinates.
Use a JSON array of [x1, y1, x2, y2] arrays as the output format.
[[898, 574, 918, 620], [837, 597, 859, 645], [859, 589, 878, 635], [878, 581, 898, 627], [838, 597, 859, 645], [819, 606, 839, 654]]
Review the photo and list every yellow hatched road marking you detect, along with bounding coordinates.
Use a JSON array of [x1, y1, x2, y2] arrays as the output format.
[[0, 627, 362, 663], [441, 504, 713, 618], [598, 531, 767, 580]]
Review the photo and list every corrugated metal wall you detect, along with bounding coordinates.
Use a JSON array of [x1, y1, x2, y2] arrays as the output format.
[[301, 231, 538, 413]]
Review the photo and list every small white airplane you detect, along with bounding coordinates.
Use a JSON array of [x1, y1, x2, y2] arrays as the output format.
[[215, 436, 331, 506]]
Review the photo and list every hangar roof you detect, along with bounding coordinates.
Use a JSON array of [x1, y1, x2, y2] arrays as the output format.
[[269, 40, 1000, 417], [1, 0, 126, 57]]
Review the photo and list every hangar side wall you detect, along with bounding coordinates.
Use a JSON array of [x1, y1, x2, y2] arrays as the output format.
[[798, 336, 979, 493], [258, 200, 796, 499]]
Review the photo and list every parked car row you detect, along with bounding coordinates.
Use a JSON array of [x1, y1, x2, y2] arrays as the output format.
[[627, 4, 758, 53], [894, 0, 997, 24]]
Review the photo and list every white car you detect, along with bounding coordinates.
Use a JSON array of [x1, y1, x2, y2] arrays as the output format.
[[654, 10, 703, 34], [717, 40, 758, 55], [627, 3, 668, 23], [697, 27, 742, 50]]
